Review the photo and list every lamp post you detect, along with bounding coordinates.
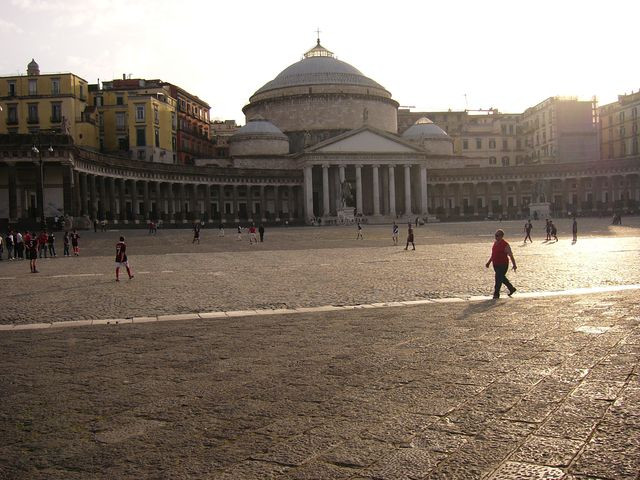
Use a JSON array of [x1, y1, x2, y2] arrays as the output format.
[[31, 143, 53, 230]]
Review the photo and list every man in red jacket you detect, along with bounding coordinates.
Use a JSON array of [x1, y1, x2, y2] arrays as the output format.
[[485, 229, 517, 299]]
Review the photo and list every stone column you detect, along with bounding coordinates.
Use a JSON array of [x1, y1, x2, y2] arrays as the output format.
[[130, 179, 139, 223], [8, 163, 17, 221], [339, 165, 346, 184], [179, 183, 186, 222], [89, 174, 97, 220], [288, 185, 295, 220], [108, 177, 117, 223], [322, 164, 330, 216], [443, 183, 450, 216], [232, 184, 239, 222], [118, 178, 126, 222], [500, 182, 507, 215], [355, 165, 363, 215], [372, 165, 380, 216], [259, 185, 266, 221], [62, 167, 73, 217], [388, 165, 396, 217], [404, 165, 412, 216], [471, 182, 478, 216], [79, 173, 88, 216], [97, 176, 106, 220], [303, 165, 314, 221], [205, 184, 212, 222], [167, 183, 175, 223], [420, 165, 428, 215], [141, 181, 149, 221]]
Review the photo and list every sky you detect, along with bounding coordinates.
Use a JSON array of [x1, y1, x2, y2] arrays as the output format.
[[2, 0, 639, 124]]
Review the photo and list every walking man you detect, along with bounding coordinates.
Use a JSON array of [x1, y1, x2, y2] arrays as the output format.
[[47, 231, 56, 257], [545, 219, 551, 241], [218, 222, 225, 237], [572, 217, 578, 243], [485, 229, 517, 299], [258, 224, 265, 242], [26, 232, 39, 273], [115, 236, 134, 282], [63, 231, 70, 257], [404, 222, 415, 250], [550, 221, 558, 242], [192, 223, 200, 244], [356, 222, 363, 240], [523, 220, 533, 243], [6, 231, 13, 260], [71, 229, 80, 256], [392, 222, 399, 245]]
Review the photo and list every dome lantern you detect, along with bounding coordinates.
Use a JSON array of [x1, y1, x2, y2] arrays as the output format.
[[27, 58, 40, 76]]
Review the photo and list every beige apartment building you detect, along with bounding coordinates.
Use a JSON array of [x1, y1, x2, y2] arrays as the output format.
[[599, 90, 640, 160]]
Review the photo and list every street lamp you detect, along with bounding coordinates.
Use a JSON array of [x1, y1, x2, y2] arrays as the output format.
[[31, 143, 53, 230]]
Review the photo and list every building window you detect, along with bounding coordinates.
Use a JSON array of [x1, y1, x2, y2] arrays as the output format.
[[95, 96, 103, 107], [509, 125, 514, 134], [155, 128, 159, 147], [489, 156, 496, 165], [463, 139, 468, 150], [51, 103, 62, 123], [171, 112, 176, 131], [136, 105, 145, 122], [154, 106, 159, 124], [117, 137, 128, 150], [620, 126, 626, 137], [137, 150, 145, 160], [28, 79, 37, 95], [620, 111, 625, 122], [136, 128, 146, 147], [6, 105, 18, 124], [489, 139, 496, 149], [501, 156, 510, 166], [51, 78, 60, 95], [116, 112, 126, 129], [476, 138, 482, 149], [502, 139, 508, 150], [7, 81, 16, 96], [172, 136, 176, 151], [116, 96, 124, 106], [79, 84, 85, 99], [27, 104, 38, 123]]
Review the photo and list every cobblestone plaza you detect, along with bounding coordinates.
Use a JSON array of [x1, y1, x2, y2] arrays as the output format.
[[1, 218, 639, 479]]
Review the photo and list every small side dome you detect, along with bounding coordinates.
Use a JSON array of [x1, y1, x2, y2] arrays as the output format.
[[229, 118, 289, 156], [402, 117, 449, 139], [402, 117, 453, 155], [27, 58, 40, 76]]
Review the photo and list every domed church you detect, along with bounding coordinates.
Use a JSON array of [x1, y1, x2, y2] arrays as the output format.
[[234, 38, 463, 221]]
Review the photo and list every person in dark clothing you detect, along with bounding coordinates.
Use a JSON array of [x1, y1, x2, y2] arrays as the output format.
[[404, 222, 415, 250], [486, 229, 517, 299], [524, 220, 533, 243], [572, 218, 578, 243], [47, 232, 56, 257], [63, 231, 70, 257], [258, 224, 265, 242]]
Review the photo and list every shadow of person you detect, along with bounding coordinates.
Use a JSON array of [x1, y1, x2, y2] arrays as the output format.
[[456, 298, 507, 321]]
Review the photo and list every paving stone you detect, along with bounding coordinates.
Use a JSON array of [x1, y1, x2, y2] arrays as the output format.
[[487, 461, 564, 479], [510, 435, 583, 467], [362, 448, 446, 479], [571, 432, 640, 480]]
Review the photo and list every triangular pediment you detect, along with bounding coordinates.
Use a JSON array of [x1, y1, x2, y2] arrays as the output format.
[[309, 127, 422, 154]]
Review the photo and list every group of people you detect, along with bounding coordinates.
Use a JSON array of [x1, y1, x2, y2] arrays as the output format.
[[231, 224, 265, 244], [1, 229, 81, 272]]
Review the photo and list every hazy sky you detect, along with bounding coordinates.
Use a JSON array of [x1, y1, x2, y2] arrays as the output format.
[[2, 0, 639, 124]]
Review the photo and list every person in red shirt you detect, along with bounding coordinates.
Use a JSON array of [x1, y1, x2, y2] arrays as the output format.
[[115, 236, 134, 282], [248, 224, 257, 245], [485, 229, 517, 299]]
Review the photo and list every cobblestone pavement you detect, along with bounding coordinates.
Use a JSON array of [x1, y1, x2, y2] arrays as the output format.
[[1, 290, 639, 479], [0, 217, 639, 324]]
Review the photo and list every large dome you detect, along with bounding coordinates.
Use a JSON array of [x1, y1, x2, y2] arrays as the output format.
[[243, 40, 399, 152], [253, 42, 386, 96]]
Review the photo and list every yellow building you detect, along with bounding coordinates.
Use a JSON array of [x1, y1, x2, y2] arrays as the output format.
[[90, 78, 177, 163], [0, 59, 98, 149]]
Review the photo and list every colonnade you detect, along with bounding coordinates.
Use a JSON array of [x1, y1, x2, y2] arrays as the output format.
[[304, 163, 429, 219], [70, 171, 302, 224], [428, 174, 640, 217]]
